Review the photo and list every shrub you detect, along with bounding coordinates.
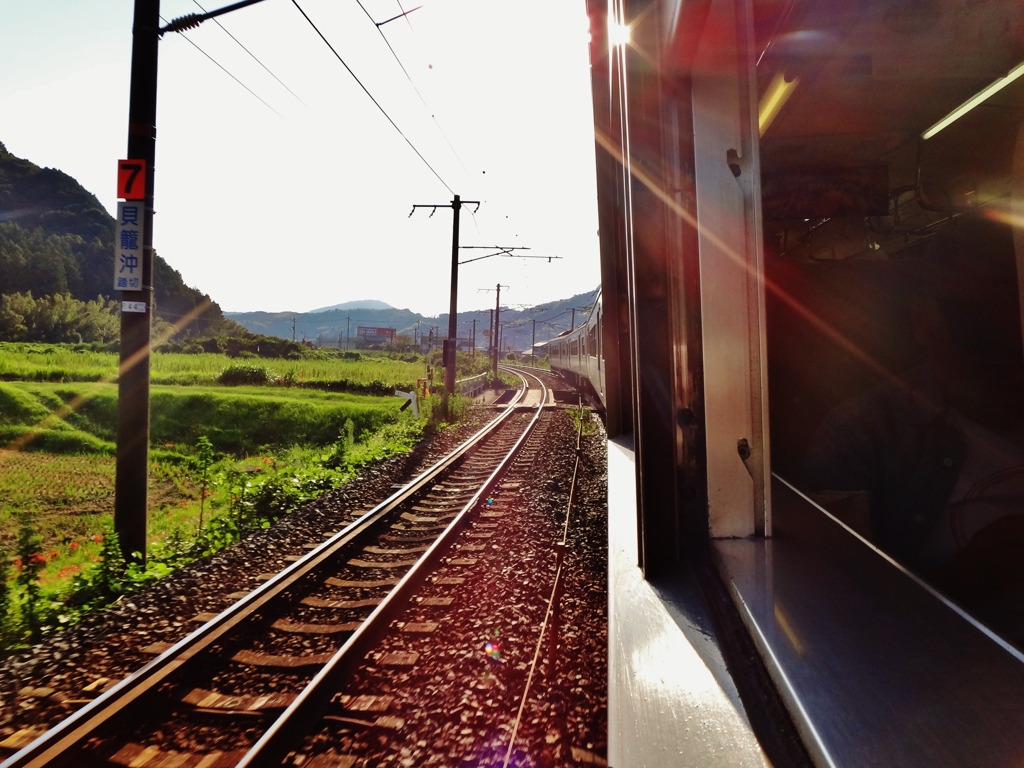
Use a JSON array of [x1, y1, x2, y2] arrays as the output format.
[[217, 364, 275, 386]]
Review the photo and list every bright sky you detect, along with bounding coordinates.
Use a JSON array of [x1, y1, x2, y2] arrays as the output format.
[[0, 0, 600, 316]]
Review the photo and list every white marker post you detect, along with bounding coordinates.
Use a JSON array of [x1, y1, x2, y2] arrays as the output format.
[[394, 390, 419, 418]]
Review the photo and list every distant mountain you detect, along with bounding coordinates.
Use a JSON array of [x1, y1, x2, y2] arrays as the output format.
[[0, 141, 244, 338], [309, 299, 395, 313], [226, 288, 601, 351]]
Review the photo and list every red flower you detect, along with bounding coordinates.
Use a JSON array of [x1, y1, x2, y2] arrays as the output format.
[[92, 535, 103, 543]]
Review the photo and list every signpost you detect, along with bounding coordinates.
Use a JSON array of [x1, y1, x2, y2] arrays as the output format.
[[117, 158, 147, 199], [394, 390, 419, 417], [114, 200, 145, 292]]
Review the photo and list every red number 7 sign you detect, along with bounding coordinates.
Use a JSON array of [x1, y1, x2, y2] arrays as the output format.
[[117, 159, 147, 200]]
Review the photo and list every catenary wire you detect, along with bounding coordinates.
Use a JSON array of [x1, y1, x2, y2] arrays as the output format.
[[395, 0, 416, 32], [290, 0, 454, 194], [354, 0, 471, 176], [161, 16, 283, 117], [191, 0, 307, 105]]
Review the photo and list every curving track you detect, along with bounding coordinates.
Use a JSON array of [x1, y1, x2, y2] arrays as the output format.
[[3, 370, 551, 768]]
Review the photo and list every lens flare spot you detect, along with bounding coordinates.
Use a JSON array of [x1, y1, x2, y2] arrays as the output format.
[[485, 641, 501, 661]]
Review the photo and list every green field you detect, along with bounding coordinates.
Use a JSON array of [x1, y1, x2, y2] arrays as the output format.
[[0, 380, 403, 455], [0, 342, 484, 644], [0, 342, 427, 388]]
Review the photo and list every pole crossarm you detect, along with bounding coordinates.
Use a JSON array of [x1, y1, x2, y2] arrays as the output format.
[[160, 0, 267, 35], [409, 200, 479, 218]]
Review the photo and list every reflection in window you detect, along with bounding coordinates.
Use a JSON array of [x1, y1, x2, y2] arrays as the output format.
[[799, 217, 1024, 643]]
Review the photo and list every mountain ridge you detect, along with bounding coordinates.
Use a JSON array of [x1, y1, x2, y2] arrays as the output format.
[[0, 141, 243, 338], [226, 289, 600, 351]]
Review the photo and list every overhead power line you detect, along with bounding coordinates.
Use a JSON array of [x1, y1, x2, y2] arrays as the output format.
[[354, 0, 471, 176], [290, 0, 454, 194], [395, 0, 417, 32], [191, 0, 307, 105], [161, 16, 283, 117]]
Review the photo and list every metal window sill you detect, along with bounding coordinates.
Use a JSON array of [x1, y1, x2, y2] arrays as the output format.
[[713, 477, 1024, 767]]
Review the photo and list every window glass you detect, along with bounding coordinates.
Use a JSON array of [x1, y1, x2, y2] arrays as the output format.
[[759, 0, 1024, 647]]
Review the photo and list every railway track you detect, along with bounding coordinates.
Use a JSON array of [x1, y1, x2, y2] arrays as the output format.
[[3, 370, 551, 768]]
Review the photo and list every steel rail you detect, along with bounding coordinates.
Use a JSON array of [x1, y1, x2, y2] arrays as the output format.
[[238, 369, 549, 767], [2, 382, 532, 768]]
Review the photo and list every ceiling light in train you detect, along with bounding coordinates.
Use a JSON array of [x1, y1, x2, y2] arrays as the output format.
[[922, 60, 1024, 140], [758, 72, 799, 136]]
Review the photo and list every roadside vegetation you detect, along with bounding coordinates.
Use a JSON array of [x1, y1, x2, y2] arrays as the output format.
[[0, 342, 492, 649]]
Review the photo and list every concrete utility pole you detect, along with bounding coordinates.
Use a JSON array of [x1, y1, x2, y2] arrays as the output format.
[[472, 318, 476, 358], [115, 0, 160, 563], [115, 0, 268, 563], [291, 316, 297, 342], [531, 318, 536, 359], [478, 284, 508, 383], [346, 316, 351, 349], [409, 196, 480, 406]]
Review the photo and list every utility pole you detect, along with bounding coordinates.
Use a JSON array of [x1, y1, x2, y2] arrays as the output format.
[[337, 332, 343, 349], [478, 284, 507, 383], [531, 318, 536, 360], [291, 316, 296, 342], [114, 0, 268, 564], [346, 316, 351, 350], [472, 318, 476, 359], [115, 0, 159, 564], [570, 307, 576, 330], [409, 196, 480, 406]]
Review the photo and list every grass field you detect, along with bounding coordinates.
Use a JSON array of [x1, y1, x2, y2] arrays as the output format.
[[0, 450, 193, 594], [0, 343, 427, 388], [0, 381, 404, 455], [0, 342, 475, 643]]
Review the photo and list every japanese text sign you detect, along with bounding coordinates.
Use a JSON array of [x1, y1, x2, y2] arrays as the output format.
[[114, 201, 145, 292]]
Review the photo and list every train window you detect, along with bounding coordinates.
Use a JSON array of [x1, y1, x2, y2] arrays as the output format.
[[757, 1, 1024, 649], [592, 0, 1024, 763]]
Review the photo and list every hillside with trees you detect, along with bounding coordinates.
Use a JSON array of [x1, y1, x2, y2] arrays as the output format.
[[0, 141, 245, 342]]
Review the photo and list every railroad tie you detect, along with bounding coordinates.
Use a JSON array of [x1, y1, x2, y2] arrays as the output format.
[[301, 597, 382, 609], [362, 544, 429, 555], [325, 577, 399, 588], [271, 619, 362, 634], [346, 557, 420, 569], [109, 743, 249, 767], [231, 650, 335, 668], [181, 688, 296, 712]]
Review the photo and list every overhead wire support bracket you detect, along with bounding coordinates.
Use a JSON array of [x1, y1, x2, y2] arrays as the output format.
[[457, 245, 560, 265], [160, 0, 267, 35], [377, 5, 423, 27]]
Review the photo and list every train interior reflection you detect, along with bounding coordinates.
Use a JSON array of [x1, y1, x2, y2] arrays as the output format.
[[759, 0, 1024, 647]]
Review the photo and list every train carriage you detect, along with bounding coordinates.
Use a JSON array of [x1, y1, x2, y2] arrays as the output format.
[[582, 0, 1024, 765]]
